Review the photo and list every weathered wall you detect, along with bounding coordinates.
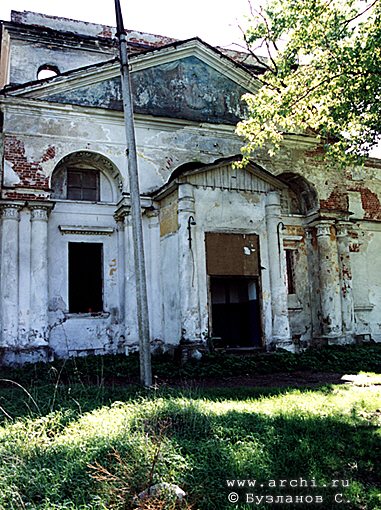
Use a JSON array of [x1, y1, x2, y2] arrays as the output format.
[[350, 225, 381, 342], [159, 191, 181, 344], [8, 38, 114, 85], [0, 101, 243, 199]]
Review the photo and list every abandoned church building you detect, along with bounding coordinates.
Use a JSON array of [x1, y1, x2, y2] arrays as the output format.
[[0, 10, 380, 365]]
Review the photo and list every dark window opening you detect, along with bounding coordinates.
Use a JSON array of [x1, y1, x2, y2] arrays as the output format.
[[69, 242, 103, 313], [67, 168, 100, 201], [285, 249, 296, 294], [210, 276, 261, 348]]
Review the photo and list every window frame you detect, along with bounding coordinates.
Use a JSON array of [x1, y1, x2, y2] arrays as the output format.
[[67, 167, 100, 202]]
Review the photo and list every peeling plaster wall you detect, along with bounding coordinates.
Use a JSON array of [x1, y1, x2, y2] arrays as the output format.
[[1, 105, 243, 199]]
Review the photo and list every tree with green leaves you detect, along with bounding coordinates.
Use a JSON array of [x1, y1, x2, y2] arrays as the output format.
[[237, 0, 381, 166]]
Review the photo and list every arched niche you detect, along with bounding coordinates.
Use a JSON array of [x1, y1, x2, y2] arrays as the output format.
[[278, 172, 319, 215], [51, 151, 122, 203]]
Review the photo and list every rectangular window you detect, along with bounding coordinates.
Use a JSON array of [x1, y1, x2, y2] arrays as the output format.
[[68, 242, 103, 313], [285, 249, 296, 295], [67, 168, 99, 201]]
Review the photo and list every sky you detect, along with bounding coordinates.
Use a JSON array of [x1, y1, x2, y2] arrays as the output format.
[[0, 0, 254, 49]]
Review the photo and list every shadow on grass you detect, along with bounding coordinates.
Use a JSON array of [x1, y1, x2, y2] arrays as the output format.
[[0, 397, 380, 510], [0, 380, 341, 424]]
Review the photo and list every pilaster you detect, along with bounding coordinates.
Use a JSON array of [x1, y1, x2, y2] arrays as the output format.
[[265, 192, 292, 350], [178, 183, 201, 342]]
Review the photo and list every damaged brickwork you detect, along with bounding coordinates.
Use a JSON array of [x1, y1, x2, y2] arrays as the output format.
[[4, 136, 55, 194]]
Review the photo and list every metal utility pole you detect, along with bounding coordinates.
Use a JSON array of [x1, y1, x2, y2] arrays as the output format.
[[114, 0, 152, 387]]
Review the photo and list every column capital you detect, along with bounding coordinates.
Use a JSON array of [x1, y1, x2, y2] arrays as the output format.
[[315, 221, 334, 238], [114, 206, 131, 224], [178, 183, 195, 214], [145, 207, 160, 219], [28, 201, 54, 222], [0, 201, 24, 220], [265, 190, 281, 208], [336, 221, 353, 238]]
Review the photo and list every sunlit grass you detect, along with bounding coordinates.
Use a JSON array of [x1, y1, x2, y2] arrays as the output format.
[[0, 373, 380, 509]]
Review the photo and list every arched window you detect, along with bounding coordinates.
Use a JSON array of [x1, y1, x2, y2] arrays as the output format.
[[37, 64, 60, 80], [51, 152, 121, 203]]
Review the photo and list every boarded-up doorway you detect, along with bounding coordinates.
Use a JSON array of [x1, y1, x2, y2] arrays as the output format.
[[205, 233, 262, 348]]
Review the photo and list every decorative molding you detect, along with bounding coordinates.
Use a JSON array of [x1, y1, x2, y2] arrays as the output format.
[[31, 208, 49, 222], [354, 304, 374, 312], [316, 222, 333, 238], [29, 202, 54, 222], [59, 225, 114, 236], [336, 221, 352, 238], [283, 235, 303, 242], [0, 202, 23, 219]]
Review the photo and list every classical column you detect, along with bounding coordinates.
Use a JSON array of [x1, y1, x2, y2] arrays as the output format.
[[265, 192, 292, 349], [0, 203, 23, 346], [316, 221, 342, 338], [178, 183, 201, 342], [29, 203, 53, 345], [336, 221, 355, 340]]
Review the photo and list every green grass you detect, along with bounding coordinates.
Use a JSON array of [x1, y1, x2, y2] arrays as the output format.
[[0, 347, 380, 509]]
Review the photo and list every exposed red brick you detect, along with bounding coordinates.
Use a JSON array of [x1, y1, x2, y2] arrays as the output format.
[[4, 136, 54, 191], [97, 26, 113, 38], [320, 187, 348, 212], [347, 185, 381, 220], [359, 188, 381, 220]]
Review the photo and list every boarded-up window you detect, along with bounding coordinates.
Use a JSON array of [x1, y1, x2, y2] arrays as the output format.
[[205, 233, 259, 276], [67, 168, 100, 201]]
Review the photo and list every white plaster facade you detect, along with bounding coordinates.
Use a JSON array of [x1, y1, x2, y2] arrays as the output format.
[[0, 11, 381, 364]]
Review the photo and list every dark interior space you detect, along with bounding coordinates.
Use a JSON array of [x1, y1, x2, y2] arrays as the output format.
[[68, 242, 103, 313], [210, 276, 261, 347]]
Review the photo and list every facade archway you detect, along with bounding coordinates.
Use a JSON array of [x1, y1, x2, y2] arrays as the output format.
[[51, 151, 122, 203], [278, 172, 319, 215]]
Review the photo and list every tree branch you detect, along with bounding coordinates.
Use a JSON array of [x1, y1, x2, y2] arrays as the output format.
[[341, 0, 380, 26]]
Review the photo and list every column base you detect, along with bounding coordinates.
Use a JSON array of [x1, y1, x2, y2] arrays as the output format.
[[0, 345, 54, 366], [268, 338, 296, 353]]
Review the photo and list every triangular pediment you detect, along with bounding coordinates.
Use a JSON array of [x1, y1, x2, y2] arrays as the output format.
[[154, 157, 287, 199], [5, 39, 259, 124]]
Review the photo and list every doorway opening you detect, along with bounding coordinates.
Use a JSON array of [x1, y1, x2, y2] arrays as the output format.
[[68, 242, 103, 313], [210, 276, 261, 348]]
